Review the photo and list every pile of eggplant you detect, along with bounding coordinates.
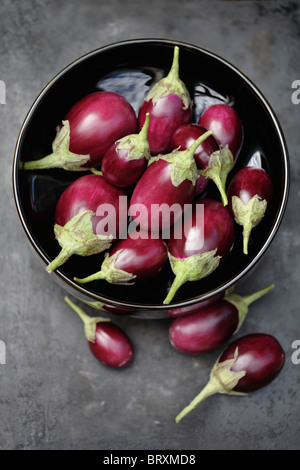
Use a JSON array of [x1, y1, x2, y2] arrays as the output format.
[[23, 47, 284, 420], [23, 46, 273, 305]]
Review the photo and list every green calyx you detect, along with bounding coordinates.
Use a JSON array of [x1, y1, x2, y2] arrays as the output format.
[[175, 347, 247, 423], [64, 296, 110, 342], [23, 120, 91, 171], [163, 249, 221, 305], [116, 112, 151, 161], [149, 130, 213, 187], [231, 194, 268, 255], [225, 283, 275, 333], [74, 249, 137, 285], [199, 145, 235, 206], [90, 168, 103, 175], [145, 46, 191, 110], [46, 210, 113, 273]]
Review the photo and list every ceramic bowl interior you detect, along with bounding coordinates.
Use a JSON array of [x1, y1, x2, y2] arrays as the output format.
[[13, 39, 289, 315]]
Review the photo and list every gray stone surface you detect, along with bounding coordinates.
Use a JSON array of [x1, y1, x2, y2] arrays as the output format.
[[0, 0, 299, 450]]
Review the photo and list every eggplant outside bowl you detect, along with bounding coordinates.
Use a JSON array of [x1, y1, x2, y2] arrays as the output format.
[[12, 39, 290, 319]]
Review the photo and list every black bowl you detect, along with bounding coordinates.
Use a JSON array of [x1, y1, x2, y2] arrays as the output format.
[[12, 38, 290, 318]]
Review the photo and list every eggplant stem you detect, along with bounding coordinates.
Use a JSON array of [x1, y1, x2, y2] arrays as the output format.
[[74, 271, 106, 284], [242, 283, 275, 307], [186, 130, 213, 159], [74, 250, 137, 286], [47, 210, 113, 274], [138, 112, 150, 140], [154, 130, 213, 187], [65, 296, 93, 324], [163, 271, 189, 305], [231, 195, 268, 255], [90, 168, 103, 175], [175, 381, 216, 423], [226, 283, 275, 333], [22, 120, 90, 171], [167, 45, 180, 80], [23, 153, 60, 170], [210, 173, 228, 206], [242, 223, 252, 255], [164, 249, 220, 304], [175, 348, 247, 423], [46, 247, 74, 273], [199, 146, 234, 206], [145, 46, 191, 110], [64, 296, 110, 342]]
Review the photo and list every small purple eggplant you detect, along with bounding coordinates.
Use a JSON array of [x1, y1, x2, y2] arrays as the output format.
[[171, 122, 235, 203], [195, 174, 209, 196], [227, 166, 273, 254], [196, 104, 244, 205], [175, 333, 285, 423], [171, 123, 219, 170], [138, 46, 192, 155], [65, 297, 134, 368], [167, 293, 224, 319], [46, 174, 128, 273], [163, 198, 235, 304], [101, 113, 150, 187], [23, 92, 137, 171], [198, 103, 244, 158], [129, 130, 213, 233], [169, 284, 274, 354], [74, 230, 168, 285], [171, 123, 220, 196]]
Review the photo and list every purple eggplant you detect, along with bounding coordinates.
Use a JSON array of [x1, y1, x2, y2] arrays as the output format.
[[169, 284, 274, 354], [167, 294, 224, 319], [46, 174, 128, 273], [101, 113, 150, 187], [172, 123, 219, 170], [172, 123, 220, 196], [74, 230, 168, 285], [175, 333, 285, 422], [198, 103, 244, 158], [171, 122, 236, 202], [163, 198, 235, 304], [227, 166, 273, 254], [129, 130, 213, 233], [65, 297, 134, 368], [23, 91, 137, 171], [196, 104, 244, 205], [138, 46, 192, 155], [194, 174, 209, 196]]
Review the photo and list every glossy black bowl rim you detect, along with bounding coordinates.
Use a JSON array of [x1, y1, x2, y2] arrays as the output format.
[[12, 37, 290, 311]]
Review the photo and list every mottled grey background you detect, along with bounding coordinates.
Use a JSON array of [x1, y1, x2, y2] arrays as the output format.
[[0, 0, 299, 450]]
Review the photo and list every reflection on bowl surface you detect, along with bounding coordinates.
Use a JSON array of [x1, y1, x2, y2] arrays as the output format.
[[13, 39, 289, 316]]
